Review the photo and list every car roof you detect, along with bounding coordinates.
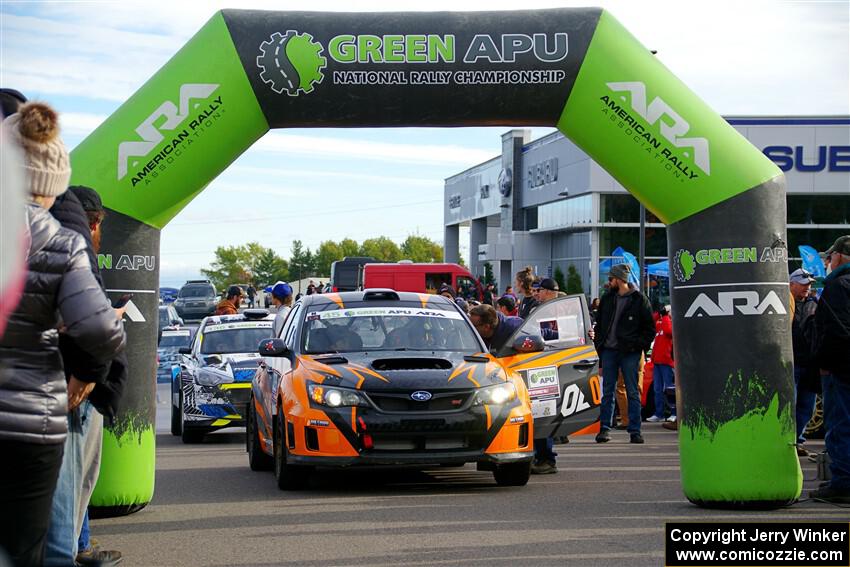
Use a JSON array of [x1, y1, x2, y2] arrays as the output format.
[[299, 290, 457, 309], [201, 312, 275, 327]]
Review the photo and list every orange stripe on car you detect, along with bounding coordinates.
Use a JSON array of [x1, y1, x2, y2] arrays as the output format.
[[351, 407, 357, 432], [571, 421, 601, 437], [484, 405, 492, 429], [466, 366, 480, 388], [347, 363, 389, 383], [448, 362, 468, 382], [416, 293, 431, 309], [322, 293, 346, 309]]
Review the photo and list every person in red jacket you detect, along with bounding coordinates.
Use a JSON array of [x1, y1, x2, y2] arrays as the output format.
[[647, 305, 675, 423]]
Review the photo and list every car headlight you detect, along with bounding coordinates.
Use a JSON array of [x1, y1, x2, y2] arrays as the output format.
[[307, 383, 368, 408], [474, 382, 517, 405], [195, 370, 231, 387]]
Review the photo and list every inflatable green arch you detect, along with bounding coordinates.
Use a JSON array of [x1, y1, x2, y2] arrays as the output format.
[[70, 8, 800, 512]]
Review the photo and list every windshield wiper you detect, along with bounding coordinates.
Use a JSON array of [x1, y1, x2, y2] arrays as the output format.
[[463, 354, 489, 362]]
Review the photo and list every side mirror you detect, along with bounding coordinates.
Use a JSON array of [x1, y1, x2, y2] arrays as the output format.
[[178, 347, 192, 355], [512, 334, 545, 354], [259, 338, 291, 360], [172, 319, 182, 326]]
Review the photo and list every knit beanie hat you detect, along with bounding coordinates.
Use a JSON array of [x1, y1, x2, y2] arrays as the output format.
[[3, 102, 71, 198], [609, 263, 631, 282]]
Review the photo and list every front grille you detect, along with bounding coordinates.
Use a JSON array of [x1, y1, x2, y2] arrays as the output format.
[[369, 391, 472, 412], [371, 436, 471, 451]]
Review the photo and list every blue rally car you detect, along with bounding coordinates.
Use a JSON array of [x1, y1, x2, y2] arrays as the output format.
[[171, 309, 274, 443]]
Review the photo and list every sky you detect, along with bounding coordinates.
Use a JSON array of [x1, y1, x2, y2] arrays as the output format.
[[2, 0, 848, 287]]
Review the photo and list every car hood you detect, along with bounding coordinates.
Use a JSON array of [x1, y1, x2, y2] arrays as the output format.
[[199, 353, 261, 383], [297, 351, 507, 392]]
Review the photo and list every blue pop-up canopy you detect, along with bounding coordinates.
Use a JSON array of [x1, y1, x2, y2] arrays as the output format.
[[647, 260, 669, 278], [600, 246, 641, 288]]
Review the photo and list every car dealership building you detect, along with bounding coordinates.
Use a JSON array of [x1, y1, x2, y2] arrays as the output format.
[[443, 117, 850, 302]]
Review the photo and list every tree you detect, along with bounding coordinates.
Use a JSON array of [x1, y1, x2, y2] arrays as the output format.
[[201, 244, 252, 290], [289, 240, 315, 281], [401, 235, 442, 263], [315, 240, 342, 276], [339, 238, 360, 259], [360, 237, 402, 262], [554, 266, 566, 293], [483, 262, 495, 285], [566, 264, 584, 295], [253, 247, 289, 286]]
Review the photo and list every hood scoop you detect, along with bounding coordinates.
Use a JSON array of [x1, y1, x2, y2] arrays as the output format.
[[371, 358, 453, 371]]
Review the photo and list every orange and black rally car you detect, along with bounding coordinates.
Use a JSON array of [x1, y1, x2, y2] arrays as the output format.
[[247, 289, 599, 490]]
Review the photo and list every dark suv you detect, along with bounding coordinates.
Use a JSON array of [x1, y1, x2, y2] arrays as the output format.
[[173, 280, 217, 320]]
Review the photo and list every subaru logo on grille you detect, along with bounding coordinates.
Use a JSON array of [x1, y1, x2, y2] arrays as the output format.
[[410, 391, 432, 402]]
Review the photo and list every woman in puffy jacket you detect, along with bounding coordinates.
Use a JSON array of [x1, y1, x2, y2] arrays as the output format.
[[0, 102, 126, 567]]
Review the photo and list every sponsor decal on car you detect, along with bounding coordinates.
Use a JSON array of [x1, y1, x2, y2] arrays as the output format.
[[308, 307, 464, 320]]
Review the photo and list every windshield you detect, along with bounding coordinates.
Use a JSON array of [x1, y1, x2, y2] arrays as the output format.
[[302, 305, 480, 353], [160, 333, 191, 348], [180, 286, 213, 298], [201, 322, 272, 354]]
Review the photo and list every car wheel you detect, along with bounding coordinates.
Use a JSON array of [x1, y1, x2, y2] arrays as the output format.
[[274, 415, 310, 490], [170, 391, 182, 436], [179, 391, 204, 444], [493, 461, 531, 487], [247, 396, 273, 471]]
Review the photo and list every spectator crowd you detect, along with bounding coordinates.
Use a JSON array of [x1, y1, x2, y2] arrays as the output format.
[[1, 87, 847, 567]]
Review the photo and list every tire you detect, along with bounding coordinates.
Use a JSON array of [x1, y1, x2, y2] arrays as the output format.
[[247, 396, 273, 471], [179, 390, 204, 444], [274, 415, 310, 490], [493, 461, 531, 487], [170, 398, 181, 436]]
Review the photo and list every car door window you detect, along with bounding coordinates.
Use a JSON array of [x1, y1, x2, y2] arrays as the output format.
[[283, 304, 302, 349], [496, 296, 588, 356]]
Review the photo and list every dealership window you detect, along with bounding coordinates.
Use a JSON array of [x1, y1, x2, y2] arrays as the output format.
[[599, 194, 661, 223], [787, 195, 850, 225], [537, 194, 592, 230], [598, 227, 668, 258], [787, 228, 849, 261]]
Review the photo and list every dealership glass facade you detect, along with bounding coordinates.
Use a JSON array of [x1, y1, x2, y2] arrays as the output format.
[[444, 118, 850, 306]]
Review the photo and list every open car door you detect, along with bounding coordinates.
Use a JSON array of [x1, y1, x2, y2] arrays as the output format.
[[495, 294, 600, 439]]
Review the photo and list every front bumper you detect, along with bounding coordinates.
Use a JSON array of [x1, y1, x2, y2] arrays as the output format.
[[182, 382, 252, 428], [288, 450, 532, 467], [286, 398, 533, 467]]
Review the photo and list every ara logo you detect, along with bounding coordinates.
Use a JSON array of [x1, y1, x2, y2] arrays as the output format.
[[560, 383, 592, 417], [122, 299, 146, 323], [684, 290, 787, 318], [606, 81, 711, 176], [257, 31, 327, 96], [117, 84, 220, 181]]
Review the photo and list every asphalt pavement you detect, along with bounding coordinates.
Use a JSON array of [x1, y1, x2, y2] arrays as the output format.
[[89, 384, 845, 566]]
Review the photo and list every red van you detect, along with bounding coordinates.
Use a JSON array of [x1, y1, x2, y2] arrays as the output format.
[[362, 262, 483, 301]]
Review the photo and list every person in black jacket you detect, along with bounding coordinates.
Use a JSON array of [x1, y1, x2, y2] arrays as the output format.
[[49, 186, 125, 566], [592, 264, 655, 444], [0, 102, 125, 567], [809, 236, 850, 504], [789, 269, 818, 456]]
